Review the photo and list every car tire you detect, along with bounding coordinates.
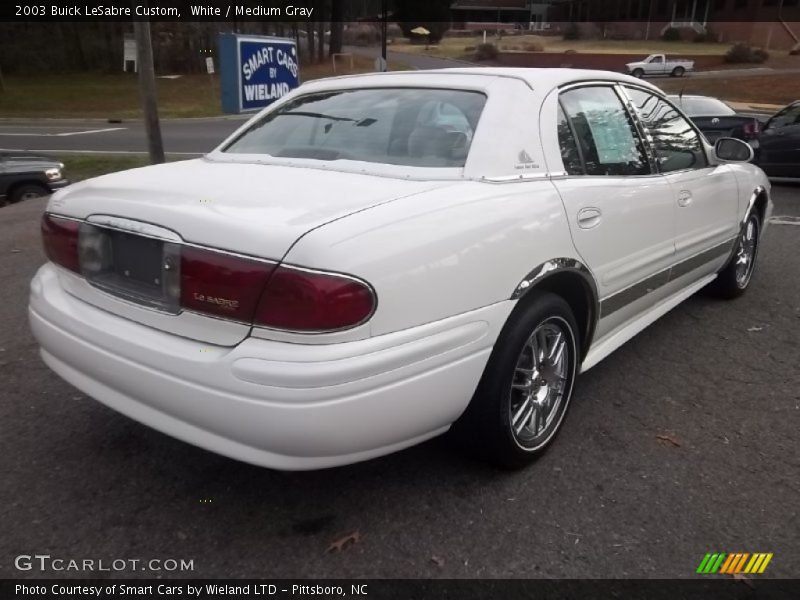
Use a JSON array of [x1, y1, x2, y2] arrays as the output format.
[[9, 183, 49, 204], [632, 68, 644, 78], [710, 212, 761, 299], [671, 66, 686, 77], [451, 293, 580, 468]]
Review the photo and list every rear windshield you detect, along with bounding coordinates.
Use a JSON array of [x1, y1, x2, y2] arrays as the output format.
[[671, 97, 735, 117], [223, 88, 487, 168]]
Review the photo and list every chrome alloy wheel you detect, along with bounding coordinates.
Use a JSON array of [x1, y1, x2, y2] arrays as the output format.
[[735, 216, 758, 288], [508, 317, 573, 450]]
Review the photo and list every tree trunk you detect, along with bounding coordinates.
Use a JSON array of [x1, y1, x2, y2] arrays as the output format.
[[306, 18, 316, 63], [316, 1, 326, 63], [329, 2, 343, 56]]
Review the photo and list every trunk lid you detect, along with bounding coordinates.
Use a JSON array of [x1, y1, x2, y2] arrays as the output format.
[[48, 158, 450, 345], [52, 158, 446, 259]]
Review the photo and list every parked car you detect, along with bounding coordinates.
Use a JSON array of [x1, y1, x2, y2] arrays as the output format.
[[29, 68, 771, 470], [757, 100, 800, 180], [668, 94, 763, 146], [0, 152, 69, 207], [625, 54, 694, 78]]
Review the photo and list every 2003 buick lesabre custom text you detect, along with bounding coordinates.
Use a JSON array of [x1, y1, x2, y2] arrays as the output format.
[[29, 68, 772, 470]]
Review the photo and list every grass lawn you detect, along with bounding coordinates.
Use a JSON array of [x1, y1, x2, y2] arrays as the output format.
[[60, 154, 186, 182], [392, 35, 732, 59], [0, 55, 402, 119], [656, 74, 800, 106]]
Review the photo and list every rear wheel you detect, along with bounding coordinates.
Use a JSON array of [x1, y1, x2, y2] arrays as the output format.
[[451, 293, 580, 468], [9, 182, 49, 204], [710, 212, 760, 299], [671, 66, 686, 77]]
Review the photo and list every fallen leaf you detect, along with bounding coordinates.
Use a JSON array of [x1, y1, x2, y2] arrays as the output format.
[[326, 530, 361, 553], [656, 434, 681, 447], [732, 573, 755, 589], [747, 326, 763, 332], [430, 555, 445, 568]]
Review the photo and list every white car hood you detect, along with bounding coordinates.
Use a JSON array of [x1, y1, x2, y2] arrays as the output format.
[[49, 158, 451, 259]]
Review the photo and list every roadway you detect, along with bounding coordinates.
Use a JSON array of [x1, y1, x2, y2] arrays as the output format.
[[1, 185, 799, 579]]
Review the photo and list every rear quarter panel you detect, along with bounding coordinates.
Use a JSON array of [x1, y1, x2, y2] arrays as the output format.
[[283, 180, 580, 336]]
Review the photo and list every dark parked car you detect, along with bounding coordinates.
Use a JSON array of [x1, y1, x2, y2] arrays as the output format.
[[669, 95, 762, 146], [0, 152, 69, 207], [758, 100, 800, 180]]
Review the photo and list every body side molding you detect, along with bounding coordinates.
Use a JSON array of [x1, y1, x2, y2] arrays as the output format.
[[511, 258, 599, 358]]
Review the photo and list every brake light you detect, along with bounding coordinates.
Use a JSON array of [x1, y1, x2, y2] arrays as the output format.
[[255, 265, 376, 331], [41, 213, 80, 273], [742, 121, 760, 140], [180, 246, 275, 322]]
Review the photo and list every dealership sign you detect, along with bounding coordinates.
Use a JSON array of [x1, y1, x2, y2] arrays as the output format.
[[219, 33, 300, 114]]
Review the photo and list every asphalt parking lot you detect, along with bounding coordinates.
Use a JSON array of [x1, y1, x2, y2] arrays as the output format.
[[1, 185, 798, 580]]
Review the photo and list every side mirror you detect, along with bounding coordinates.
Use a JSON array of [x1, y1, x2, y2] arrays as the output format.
[[714, 137, 754, 163]]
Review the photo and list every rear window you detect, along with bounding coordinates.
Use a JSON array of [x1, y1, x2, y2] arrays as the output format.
[[671, 96, 735, 117], [223, 88, 487, 168]]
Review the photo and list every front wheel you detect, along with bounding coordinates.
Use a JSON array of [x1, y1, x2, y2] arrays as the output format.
[[709, 212, 760, 299], [451, 293, 580, 468], [632, 68, 644, 78], [9, 183, 49, 204]]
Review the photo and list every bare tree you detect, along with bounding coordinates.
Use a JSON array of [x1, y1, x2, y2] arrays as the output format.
[[329, 2, 344, 56]]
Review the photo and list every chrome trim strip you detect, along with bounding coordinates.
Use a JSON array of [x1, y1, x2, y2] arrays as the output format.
[[482, 172, 564, 183], [86, 215, 182, 243], [512, 258, 596, 301], [716, 185, 767, 273], [599, 239, 734, 318], [600, 268, 671, 318], [670, 239, 735, 281], [511, 258, 599, 359]]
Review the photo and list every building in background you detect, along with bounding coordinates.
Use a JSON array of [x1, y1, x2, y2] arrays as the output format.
[[450, 1, 557, 31], [547, 0, 800, 50]]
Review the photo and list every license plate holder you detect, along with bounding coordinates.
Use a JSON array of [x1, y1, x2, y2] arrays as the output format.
[[79, 225, 181, 313]]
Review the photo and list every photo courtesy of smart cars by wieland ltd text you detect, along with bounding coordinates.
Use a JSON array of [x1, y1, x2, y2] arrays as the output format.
[[218, 33, 300, 114]]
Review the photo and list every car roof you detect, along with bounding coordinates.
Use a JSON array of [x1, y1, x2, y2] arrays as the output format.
[[308, 67, 663, 95]]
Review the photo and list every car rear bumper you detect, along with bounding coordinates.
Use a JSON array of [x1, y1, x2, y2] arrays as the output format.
[[29, 263, 510, 470]]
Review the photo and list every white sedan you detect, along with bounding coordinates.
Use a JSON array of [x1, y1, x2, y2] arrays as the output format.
[[29, 68, 771, 470]]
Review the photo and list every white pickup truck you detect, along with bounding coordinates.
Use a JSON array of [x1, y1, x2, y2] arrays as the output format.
[[625, 54, 694, 78]]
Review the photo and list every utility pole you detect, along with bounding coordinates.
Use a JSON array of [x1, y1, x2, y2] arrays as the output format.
[[134, 14, 165, 164], [381, 0, 388, 71]]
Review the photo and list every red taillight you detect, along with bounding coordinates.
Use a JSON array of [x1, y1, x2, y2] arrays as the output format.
[[180, 246, 275, 322], [41, 213, 80, 273], [743, 121, 760, 140], [255, 265, 376, 331]]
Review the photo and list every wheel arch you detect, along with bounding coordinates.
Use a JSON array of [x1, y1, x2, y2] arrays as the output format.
[[750, 185, 769, 226], [510, 258, 599, 362], [7, 178, 49, 202]]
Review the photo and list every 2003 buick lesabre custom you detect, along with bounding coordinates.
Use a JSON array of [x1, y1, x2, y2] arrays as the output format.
[[29, 68, 772, 470]]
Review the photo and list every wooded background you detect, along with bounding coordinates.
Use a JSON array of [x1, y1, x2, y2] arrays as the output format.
[[0, 0, 451, 74]]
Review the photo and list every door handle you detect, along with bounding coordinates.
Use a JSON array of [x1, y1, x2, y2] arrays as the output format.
[[677, 191, 693, 207], [577, 207, 602, 229]]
